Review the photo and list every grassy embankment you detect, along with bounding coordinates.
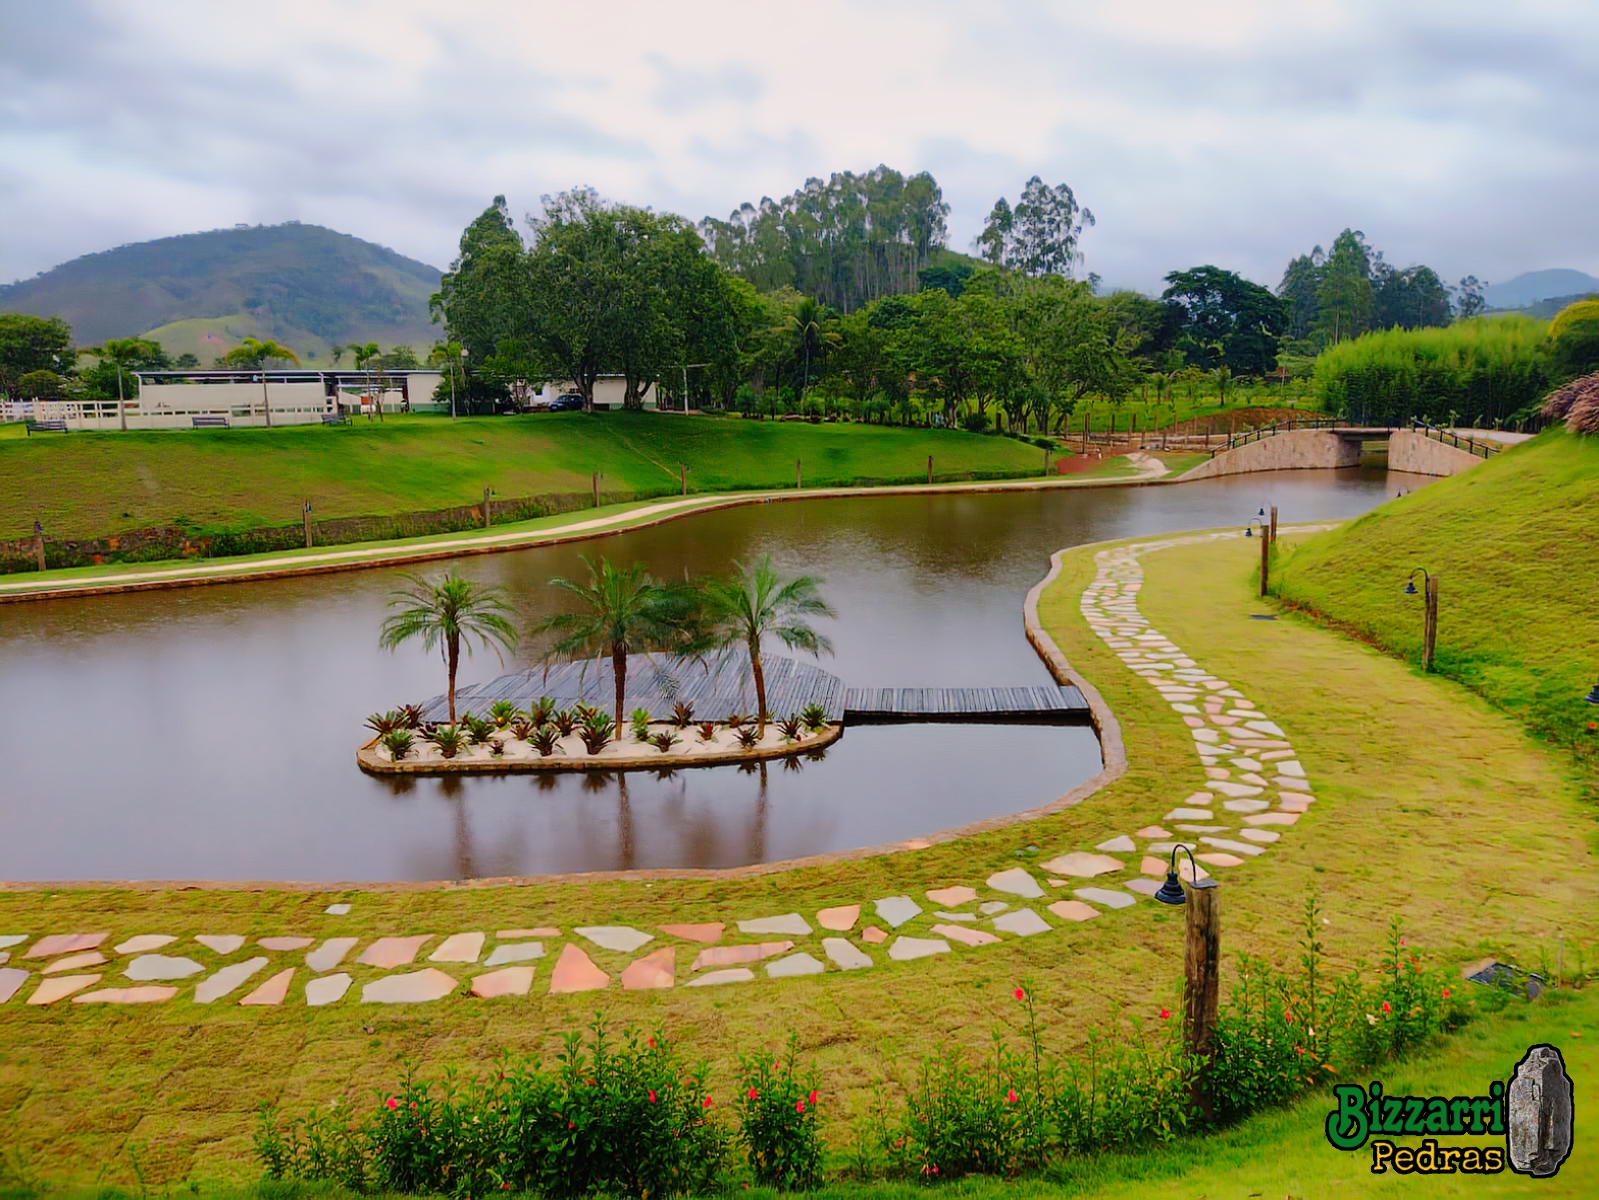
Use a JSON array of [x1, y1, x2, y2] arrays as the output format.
[[0, 412, 1060, 543], [1274, 428, 1599, 783], [1, 528, 1592, 1187]]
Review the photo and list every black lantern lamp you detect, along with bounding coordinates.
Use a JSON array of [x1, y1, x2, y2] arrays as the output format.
[[1244, 516, 1267, 538], [1154, 845, 1215, 906], [1405, 567, 1430, 596], [1586, 679, 1599, 706]]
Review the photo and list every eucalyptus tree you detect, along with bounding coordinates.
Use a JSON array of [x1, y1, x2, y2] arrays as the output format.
[[977, 177, 1095, 279], [378, 570, 519, 726]]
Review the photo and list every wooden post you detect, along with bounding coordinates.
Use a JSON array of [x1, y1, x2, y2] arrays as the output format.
[[1081, 412, 1088, 453], [1184, 879, 1222, 1114], [796, 459, 802, 489], [680, 464, 687, 496], [302, 501, 314, 549], [1270, 505, 1279, 544], [927, 455, 933, 485], [592, 472, 600, 509], [34, 525, 46, 572], [1423, 576, 1439, 672], [1043, 444, 1051, 474], [482, 486, 492, 528], [1260, 527, 1270, 598]]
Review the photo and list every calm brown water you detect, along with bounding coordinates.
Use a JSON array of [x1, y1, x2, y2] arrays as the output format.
[[0, 469, 1429, 882]]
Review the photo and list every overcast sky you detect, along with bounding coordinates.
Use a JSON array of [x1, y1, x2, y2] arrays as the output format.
[[2, 0, 1595, 294]]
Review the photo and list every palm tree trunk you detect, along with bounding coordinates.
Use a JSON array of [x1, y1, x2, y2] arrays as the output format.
[[447, 633, 460, 725], [262, 371, 273, 428], [750, 639, 768, 736], [612, 643, 628, 739], [117, 366, 126, 432]]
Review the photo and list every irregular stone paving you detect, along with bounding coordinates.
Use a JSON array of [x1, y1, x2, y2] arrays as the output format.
[[5, 533, 1315, 1013]]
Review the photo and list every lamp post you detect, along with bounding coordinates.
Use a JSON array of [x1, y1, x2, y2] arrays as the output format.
[[1154, 846, 1221, 1114], [302, 501, 314, 549], [1405, 568, 1440, 673], [1245, 515, 1269, 597], [33, 519, 46, 572]]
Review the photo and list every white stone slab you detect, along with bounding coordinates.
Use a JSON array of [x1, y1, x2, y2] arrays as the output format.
[[1239, 829, 1280, 844], [766, 952, 826, 978], [1223, 799, 1272, 813], [873, 896, 923, 928], [0, 937, 27, 952], [429, 932, 487, 963], [1073, 888, 1136, 910], [194, 957, 268, 1004], [1094, 836, 1137, 854], [361, 968, 459, 1004], [737, 914, 812, 937], [125, 955, 205, 982], [986, 868, 1044, 898], [1245, 720, 1286, 737], [1209, 781, 1265, 798], [978, 901, 1010, 915], [306, 973, 353, 1006], [933, 912, 976, 922], [888, 936, 950, 961], [115, 935, 177, 956], [821, 939, 873, 970], [1039, 852, 1122, 878], [324, 904, 352, 916], [485, 942, 544, 967], [685, 967, 755, 987], [194, 935, 246, 955], [1166, 808, 1214, 821], [1200, 837, 1266, 857], [306, 938, 359, 973], [992, 909, 1051, 937], [575, 926, 655, 954]]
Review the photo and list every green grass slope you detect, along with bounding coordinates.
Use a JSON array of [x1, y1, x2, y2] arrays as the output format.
[[0, 222, 440, 351], [1274, 429, 1599, 777], [0, 412, 1052, 540]]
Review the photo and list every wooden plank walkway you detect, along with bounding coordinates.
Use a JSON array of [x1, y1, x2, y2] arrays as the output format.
[[420, 656, 1090, 726]]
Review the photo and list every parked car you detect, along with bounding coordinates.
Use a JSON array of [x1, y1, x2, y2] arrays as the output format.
[[552, 393, 585, 411]]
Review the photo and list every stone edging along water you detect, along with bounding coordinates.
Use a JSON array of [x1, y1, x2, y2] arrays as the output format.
[[0, 469, 1177, 605]]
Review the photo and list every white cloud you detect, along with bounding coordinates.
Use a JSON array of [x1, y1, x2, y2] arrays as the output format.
[[0, 0, 1594, 292]]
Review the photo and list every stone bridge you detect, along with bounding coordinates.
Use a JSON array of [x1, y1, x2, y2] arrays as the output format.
[[1179, 424, 1497, 481]]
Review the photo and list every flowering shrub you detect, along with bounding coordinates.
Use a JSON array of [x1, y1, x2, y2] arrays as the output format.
[[734, 1036, 824, 1191]]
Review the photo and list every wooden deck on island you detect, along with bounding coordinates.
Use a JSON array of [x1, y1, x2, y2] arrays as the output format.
[[422, 656, 1091, 727]]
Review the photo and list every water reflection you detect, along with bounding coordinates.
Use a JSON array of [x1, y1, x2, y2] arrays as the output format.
[[0, 468, 1430, 882]]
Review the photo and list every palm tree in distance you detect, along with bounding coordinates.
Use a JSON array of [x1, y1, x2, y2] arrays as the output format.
[[699, 554, 835, 736], [378, 571, 518, 725], [785, 297, 838, 406], [221, 336, 299, 427], [533, 556, 692, 735]]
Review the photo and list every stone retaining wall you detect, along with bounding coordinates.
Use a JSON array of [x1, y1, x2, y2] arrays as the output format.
[[1387, 430, 1488, 477], [1178, 430, 1363, 481]]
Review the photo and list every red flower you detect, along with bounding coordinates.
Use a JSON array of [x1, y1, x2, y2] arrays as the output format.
[[703, 1096, 714, 1108], [648, 1090, 657, 1104], [1442, 988, 1452, 999], [386, 1097, 398, 1110], [796, 1099, 806, 1113], [1381, 1001, 1392, 1013], [648, 1036, 656, 1049], [410, 1101, 417, 1111], [1159, 1008, 1171, 1020], [747, 1087, 758, 1100], [1399, 937, 1406, 947], [568, 1121, 575, 1130], [1006, 1088, 1018, 1104], [1014, 987, 1025, 1001], [501, 1185, 511, 1192], [808, 1090, 818, 1105]]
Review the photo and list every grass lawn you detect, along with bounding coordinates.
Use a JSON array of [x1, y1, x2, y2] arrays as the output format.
[[1273, 429, 1599, 784], [2, 531, 1592, 1188], [0, 412, 1051, 541]]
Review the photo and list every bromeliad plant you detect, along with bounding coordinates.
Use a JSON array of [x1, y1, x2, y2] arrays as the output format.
[[366, 710, 405, 736], [529, 726, 562, 757], [697, 721, 718, 743], [579, 712, 617, 755], [489, 699, 518, 728], [460, 713, 496, 745], [672, 700, 695, 728], [397, 703, 424, 730], [529, 695, 557, 726], [735, 726, 761, 750], [630, 707, 653, 743], [776, 715, 804, 743], [800, 703, 829, 732], [649, 730, 681, 754], [380, 729, 415, 762], [425, 725, 467, 759], [553, 709, 578, 737], [511, 717, 536, 741]]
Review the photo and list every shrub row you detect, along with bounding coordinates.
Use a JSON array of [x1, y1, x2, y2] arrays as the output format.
[[258, 905, 1483, 1196]]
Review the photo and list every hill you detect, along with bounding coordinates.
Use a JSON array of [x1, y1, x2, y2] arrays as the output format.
[[1273, 429, 1599, 777], [0, 223, 442, 359], [1484, 268, 1599, 310]]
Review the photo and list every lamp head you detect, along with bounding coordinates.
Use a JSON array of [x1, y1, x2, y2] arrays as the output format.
[[1586, 681, 1599, 706], [1244, 526, 1253, 538], [1404, 580, 1418, 596], [1258, 507, 1267, 518], [1153, 870, 1187, 906]]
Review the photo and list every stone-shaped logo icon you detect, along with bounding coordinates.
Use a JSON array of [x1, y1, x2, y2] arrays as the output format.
[[1507, 1043, 1573, 1177]]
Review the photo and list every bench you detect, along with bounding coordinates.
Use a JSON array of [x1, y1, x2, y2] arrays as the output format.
[[320, 412, 347, 425], [27, 419, 68, 435], [191, 415, 230, 429]]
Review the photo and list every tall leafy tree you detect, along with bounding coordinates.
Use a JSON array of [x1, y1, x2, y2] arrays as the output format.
[[1372, 261, 1451, 330], [378, 571, 519, 726], [1277, 249, 1325, 341], [0, 314, 73, 399], [1455, 276, 1487, 320], [1315, 230, 1375, 345], [978, 178, 1095, 279], [429, 196, 530, 365], [1161, 267, 1287, 376], [696, 555, 835, 736]]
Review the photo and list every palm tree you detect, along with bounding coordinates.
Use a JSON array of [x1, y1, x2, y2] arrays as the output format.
[[79, 337, 158, 431], [378, 571, 518, 725], [221, 337, 299, 427], [698, 554, 835, 736], [785, 298, 839, 405], [533, 556, 690, 734]]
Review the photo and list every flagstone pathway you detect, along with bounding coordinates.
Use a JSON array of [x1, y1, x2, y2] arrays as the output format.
[[0, 531, 1314, 1012]]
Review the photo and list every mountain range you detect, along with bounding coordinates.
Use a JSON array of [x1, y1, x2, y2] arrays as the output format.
[[1484, 269, 1599, 311], [0, 223, 443, 361]]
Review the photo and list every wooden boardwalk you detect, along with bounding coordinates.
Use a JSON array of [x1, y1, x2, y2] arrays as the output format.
[[422, 656, 1090, 726]]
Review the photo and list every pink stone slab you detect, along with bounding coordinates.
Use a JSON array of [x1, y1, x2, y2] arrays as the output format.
[[1142, 856, 1208, 881], [240, 968, 295, 1006], [471, 966, 535, 998], [42, 951, 107, 975], [1039, 852, 1122, 878], [1134, 826, 1171, 839], [691, 941, 793, 971], [259, 937, 315, 952], [362, 968, 459, 1004], [306, 938, 359, 973], [429, 932, 485, 964], [114, 935, 177, 955], [620, 947, 676, 990], [1279, 796, 1313, 813], [925, 887, 979, 907], [24, 933, 108, 960], [0, 967, 29, 1004], [498, 927, 560, 939], [29, 974, 100, 1005], [548, 944, 610, 994], [660, 923, 725, 944], [73, 986, 178, 1005], [1244, 812, 1300, 826], [1124, 878, 1163, 897], [1047, 901, 1100, 923], [195, 935, 246, 955], [356, 936, 432, 968], [861, 926, 888, 945], [816, 905, 860, 932], [1196, 853, 1246, 868], [931, 924, 1001, 948]]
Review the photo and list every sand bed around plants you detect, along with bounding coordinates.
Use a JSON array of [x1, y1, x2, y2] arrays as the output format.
[[355, 720, 843, 774]]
